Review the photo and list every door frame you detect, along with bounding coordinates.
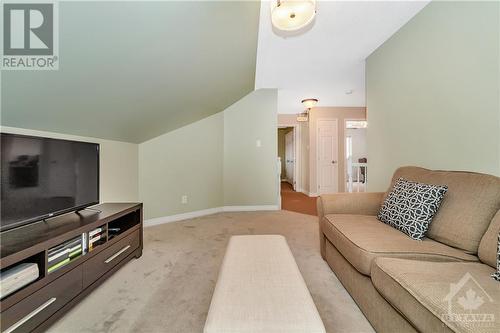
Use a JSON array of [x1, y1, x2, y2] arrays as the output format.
[[284, 130, 294, 185], [277, 124, 300, 192], [316, 118, 339, 194], [344, 118, 368, 192]]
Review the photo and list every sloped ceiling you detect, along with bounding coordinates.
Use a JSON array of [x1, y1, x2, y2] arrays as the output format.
[[1, 1, 260, 143], [255, 0, 430, 114]]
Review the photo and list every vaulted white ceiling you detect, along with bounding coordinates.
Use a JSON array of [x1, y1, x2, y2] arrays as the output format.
[[2, 1, 431, 142], [255, 0, 430, 114]]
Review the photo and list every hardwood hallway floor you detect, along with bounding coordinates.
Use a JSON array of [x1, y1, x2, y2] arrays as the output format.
[[281, 182, 318, 216]]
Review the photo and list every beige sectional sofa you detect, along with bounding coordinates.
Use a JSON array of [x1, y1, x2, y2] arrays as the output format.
[[318, 166, 500, 333]]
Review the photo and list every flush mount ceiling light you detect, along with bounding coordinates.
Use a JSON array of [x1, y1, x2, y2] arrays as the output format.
[[297, 98, 318, 122], [301, 98, 318, 110], [271, 0, 317, 32]]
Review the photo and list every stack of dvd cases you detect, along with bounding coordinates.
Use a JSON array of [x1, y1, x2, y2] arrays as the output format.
[[48, 236, 83, 273]]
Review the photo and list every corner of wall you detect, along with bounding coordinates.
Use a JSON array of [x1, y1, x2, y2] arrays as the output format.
[[138, 88, 280, 220], [223, 88, 279, 206]]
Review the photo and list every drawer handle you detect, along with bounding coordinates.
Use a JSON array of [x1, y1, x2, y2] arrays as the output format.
[[105, 245, 131, 264], [4, 297, 57, 333]]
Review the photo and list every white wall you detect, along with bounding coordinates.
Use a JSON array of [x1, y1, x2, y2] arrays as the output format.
[[255, 1, 428, 114], [366, 1, 500, 190], [1, 126, 139, 203]]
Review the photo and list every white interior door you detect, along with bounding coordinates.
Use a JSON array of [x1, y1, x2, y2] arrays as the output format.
[[285, 130, 294, 187], [318, 119, 339, 194]]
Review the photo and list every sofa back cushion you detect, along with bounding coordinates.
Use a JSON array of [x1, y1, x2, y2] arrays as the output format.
[[478, 210, 500, 268], [387, 167, 500, 253]]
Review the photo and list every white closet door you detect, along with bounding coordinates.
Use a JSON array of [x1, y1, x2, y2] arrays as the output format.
[[317, 120, 338, 194]]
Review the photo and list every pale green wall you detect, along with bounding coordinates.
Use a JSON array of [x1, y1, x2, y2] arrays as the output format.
[[138, 113, 224, 219], [0, 126, 139, 202], [1, 1, 260, 143], [139, 89, 278, 219], [224, 89, 278, 206], [366, 1, 500, 191], [3, 90, 278, 221]]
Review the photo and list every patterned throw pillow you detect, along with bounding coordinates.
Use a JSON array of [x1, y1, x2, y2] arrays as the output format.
[[492, 233, 500, 282], [377, 178, 448, 240]]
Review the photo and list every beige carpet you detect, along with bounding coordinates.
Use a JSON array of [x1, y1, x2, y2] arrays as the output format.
[[47, 211, 375, 333]]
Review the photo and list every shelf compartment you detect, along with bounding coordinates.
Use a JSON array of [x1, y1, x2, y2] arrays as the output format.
[[88, 225, 107, 252], [0, 252, 45, 301], [107, 210, 140, 240], [47, 236, 83, 274]]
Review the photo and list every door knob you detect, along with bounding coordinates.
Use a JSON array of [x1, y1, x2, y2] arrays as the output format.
[[332, 160, 337, 164]]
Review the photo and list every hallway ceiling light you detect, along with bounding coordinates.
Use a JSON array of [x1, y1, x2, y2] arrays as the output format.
[[301, 98, 318, 110], [271, 0, 317, 32]]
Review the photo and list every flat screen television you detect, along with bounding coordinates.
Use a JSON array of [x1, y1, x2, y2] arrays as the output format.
[[1, 133, 99, 231]]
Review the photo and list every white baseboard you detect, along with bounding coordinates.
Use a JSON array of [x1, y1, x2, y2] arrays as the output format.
[[144, 207, 223, 227], [144, 205, 280, 227], [222, 205, 279, 212]]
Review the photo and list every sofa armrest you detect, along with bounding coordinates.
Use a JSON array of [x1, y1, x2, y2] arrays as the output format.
[[317, 192, 384, 259], [317, 192, 385, 221]]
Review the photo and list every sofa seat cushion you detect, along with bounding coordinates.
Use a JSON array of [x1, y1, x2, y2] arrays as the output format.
[[322, 214, 477, 276], [372, 258, 500, 333]]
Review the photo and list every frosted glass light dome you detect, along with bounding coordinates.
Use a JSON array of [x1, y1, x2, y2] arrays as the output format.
[[301, 98, 318, 109], [271, 0, 316, 32]]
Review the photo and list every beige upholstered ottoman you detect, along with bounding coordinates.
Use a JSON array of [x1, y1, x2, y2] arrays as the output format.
[[204, 235, 326, 333]]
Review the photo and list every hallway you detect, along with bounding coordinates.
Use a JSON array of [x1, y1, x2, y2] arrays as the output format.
[[280, 182, 318, 216]]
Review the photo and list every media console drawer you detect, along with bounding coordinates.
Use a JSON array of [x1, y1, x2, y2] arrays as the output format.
[[1, 266, 82, 333], [82, 230, 140, 288]]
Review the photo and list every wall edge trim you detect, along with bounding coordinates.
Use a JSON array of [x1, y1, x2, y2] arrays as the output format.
[[144, 205, 280, 227]]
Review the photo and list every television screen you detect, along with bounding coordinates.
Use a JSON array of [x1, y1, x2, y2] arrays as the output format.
[[1, 133, 99, 231]]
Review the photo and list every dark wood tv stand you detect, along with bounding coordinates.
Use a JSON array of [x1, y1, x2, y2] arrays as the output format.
[[0, 203, 143, 333]]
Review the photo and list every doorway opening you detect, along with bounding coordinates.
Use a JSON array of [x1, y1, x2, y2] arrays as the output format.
[[345, 120, 368, 192], [277, 125, 316, 215], [278, 127, 295, 188]]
